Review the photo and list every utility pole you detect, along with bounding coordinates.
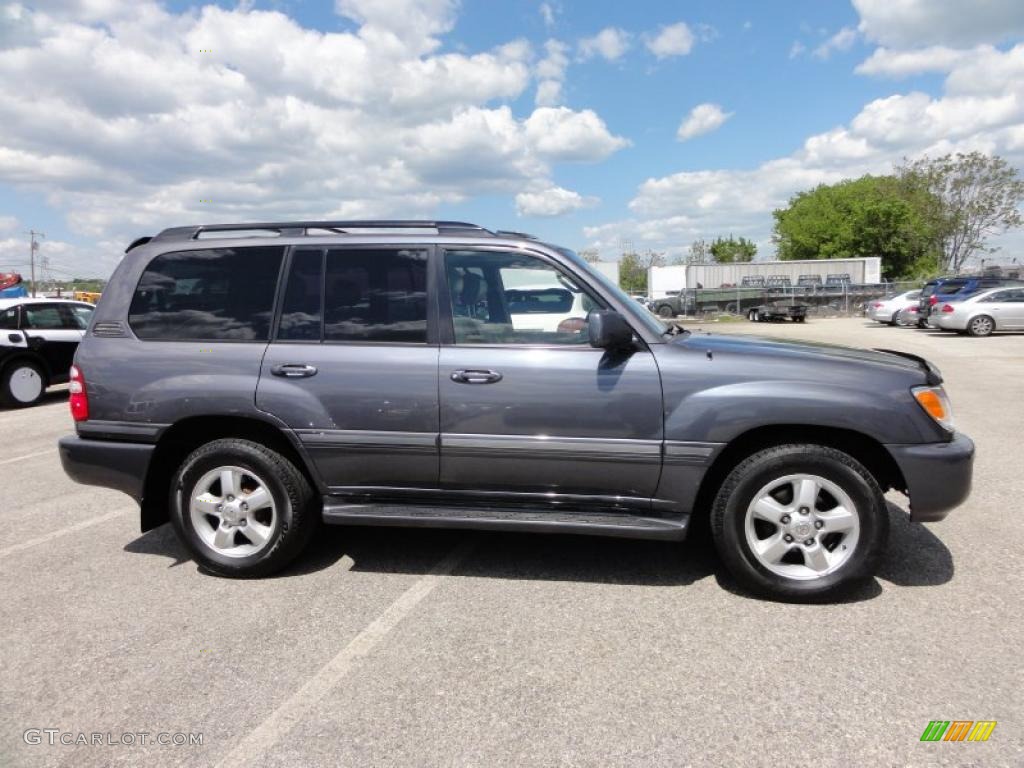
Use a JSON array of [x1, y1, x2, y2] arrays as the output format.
[[28, 230, 44, 298]]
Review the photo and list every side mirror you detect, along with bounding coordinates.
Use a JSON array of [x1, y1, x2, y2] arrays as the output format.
[[587, 310, 634, 349]]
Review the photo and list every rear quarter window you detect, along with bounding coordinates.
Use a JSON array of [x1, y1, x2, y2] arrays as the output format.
[[129, 246, 284, 341]]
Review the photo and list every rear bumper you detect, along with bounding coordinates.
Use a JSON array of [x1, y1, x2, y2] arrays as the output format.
[[58, 435, 153, 502], [886, 433, 975, 522]]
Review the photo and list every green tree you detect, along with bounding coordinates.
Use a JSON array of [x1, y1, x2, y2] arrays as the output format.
[[618, 250, 664, 294], [710, 235, 756, 263], [772, 174, 940, 278], [896, 152, 1024, 274]]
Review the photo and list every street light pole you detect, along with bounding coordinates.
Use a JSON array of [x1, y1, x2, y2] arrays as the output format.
[[28, 229, 44, 298]]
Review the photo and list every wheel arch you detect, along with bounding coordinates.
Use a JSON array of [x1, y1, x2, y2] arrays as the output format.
[[0, 351, 51, 385], [692, 424, 906, 519], [140, 414, 321, 532]]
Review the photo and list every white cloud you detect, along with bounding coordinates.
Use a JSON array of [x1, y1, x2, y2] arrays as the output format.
[[644, 22, 695, 59], [789, 41, 806, 59], [676, 103, 733, 141], [539, 2, 556, 28], [516, 185, 597, 217], [855, 45, 978, 77], [0, 215, 18, 233], [524, 107, 630, 161], [579, 27, 630, 61], [585, 43, 1024, 260], [0, 1, 628, 275], [813, 27, 858, 59], [535, 38, 569, 106], [853, 0, 1024, 48]]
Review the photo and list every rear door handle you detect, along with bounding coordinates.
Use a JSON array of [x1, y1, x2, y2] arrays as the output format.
[[450, 369, 503, 384], [271, 363, 318, 378]]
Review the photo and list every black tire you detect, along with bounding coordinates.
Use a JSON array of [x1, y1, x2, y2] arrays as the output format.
[[710, 444, 889, 602], [657, 304, 674, 319], [169, 439, 319, 577], [1, 360, 46, 408], [748, 309, 758, 322], [916, 318, 928, 329], [967, 314, 994, 337], [888, 311, 899, 326]]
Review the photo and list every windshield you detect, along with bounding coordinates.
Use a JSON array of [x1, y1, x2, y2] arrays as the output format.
[[550, 245, 667, 337]]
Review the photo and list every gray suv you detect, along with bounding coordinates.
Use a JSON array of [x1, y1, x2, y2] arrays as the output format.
[[59, 220, 974, 601]]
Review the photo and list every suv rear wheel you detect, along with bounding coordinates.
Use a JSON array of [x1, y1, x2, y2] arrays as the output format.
[[169, 439, 319, 577], [710, 444, 888, 601]]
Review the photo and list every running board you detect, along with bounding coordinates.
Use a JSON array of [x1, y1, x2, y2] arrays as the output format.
[[321, 502, 689, 541]]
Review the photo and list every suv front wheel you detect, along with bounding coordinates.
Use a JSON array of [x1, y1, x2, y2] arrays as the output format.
[[710, 444, 889, 601], [169, 439, 319, 577]]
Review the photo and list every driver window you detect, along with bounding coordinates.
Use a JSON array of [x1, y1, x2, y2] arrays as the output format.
[[445, 250, 604, 345]]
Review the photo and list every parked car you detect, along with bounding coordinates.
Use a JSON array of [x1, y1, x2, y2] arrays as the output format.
[[867, 290, 921, 325], [59, 220, 974, 601], [894, 305, 923, 326], [918, 276, 1023, 327], [929, 286, 1024, 336], [0, 298, 95, 406]]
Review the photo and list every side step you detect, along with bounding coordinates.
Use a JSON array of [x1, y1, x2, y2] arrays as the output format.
[[322, 502, 689, 541]]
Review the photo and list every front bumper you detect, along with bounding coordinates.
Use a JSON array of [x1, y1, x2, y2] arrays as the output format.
[[886, 433, 975, 522], [58, 435, 154, 502]]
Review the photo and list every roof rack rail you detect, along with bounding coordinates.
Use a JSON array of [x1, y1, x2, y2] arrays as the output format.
[[150, 220, 494, 243], [494, 229, 539, 240]]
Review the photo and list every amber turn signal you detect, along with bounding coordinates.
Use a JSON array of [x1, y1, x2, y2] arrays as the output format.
[[912, 386, 953, 430]]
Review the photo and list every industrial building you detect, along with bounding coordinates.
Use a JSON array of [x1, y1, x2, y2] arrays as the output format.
[[648, 257, 882, 298]]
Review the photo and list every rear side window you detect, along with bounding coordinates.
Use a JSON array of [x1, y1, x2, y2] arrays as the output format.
[[278, 249, 323, 341], [936, 280, 968, 295], [23, 305, 65, 330], [129, 247, 284, 341], [0, 307, 17, 329], [68, 305, 94, 330], [323, 248, 428, 343]]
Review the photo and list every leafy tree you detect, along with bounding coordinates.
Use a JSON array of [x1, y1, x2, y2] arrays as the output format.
[[710, 235, 756, 263], [772, 174, 940, 278], [688, 238, 709, 263], [896, 152, 1024, 274], [618, 250, 665, 294]]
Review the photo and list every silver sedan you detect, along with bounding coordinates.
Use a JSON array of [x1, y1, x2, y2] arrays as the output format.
[[867, 290, 920, 324], [929, 287, 1024, 336]]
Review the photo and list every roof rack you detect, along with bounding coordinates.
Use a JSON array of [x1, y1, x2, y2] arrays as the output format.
[[149, 220, 495, 244]]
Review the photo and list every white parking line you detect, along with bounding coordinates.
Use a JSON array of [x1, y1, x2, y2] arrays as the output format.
[[0, 508, 130, 559], [214, 537, 477, 768], [0, 448, 57, 466]]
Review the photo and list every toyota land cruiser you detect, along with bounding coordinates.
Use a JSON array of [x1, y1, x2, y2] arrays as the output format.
[[58, 220, 974, 600]]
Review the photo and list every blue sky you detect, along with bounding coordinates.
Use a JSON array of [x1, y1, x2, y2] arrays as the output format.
[[1, 0, 1023, 277]]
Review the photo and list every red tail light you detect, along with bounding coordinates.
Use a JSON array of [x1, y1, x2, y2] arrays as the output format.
[[69, 365, 89, 422], [929, 295, 938, 305], [872, 302, 884, 308], [941, 304, 955, 313]]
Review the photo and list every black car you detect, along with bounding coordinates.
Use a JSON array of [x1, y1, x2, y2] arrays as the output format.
[[0, 298, 95, 407]]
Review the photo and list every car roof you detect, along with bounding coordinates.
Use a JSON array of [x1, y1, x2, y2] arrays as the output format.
[[966, 285, 1023, 299], [0, 297, 95, 309]]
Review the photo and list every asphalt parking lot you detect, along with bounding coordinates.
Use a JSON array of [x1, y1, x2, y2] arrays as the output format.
[[1, 317, 1021, 768]]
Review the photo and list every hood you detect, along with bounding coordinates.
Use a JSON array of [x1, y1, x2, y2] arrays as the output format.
[[673, 331, 931, 379]]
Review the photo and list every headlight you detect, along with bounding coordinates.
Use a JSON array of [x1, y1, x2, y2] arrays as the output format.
[[912, 385, 954, 431]]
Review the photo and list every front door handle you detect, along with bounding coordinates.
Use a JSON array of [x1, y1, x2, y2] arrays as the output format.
[[271, 363, 318, 378], [450, 369, 503, 385]]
